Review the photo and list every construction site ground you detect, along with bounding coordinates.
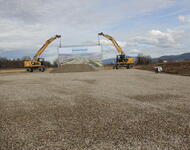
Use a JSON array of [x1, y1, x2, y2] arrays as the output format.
[[0, 69, 190, 150]]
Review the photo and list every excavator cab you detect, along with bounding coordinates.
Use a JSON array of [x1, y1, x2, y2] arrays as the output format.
[[37, 58, 44, 65], [117, 54, 127, 62], [114, 54, 130, 69]]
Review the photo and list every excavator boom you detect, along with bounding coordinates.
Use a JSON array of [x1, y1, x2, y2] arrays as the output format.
[[98, 32, 124, 54], [33, 35, 61, 60]]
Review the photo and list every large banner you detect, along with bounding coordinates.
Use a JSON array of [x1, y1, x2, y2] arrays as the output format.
[[58, 45, 102, 65]]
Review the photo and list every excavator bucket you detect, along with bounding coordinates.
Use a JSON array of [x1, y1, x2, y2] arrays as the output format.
[[98, 32, 104, 36], [56, 35, 61, 38]]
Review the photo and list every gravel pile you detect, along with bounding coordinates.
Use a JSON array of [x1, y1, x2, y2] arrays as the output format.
[[51, 64, 97, 73]]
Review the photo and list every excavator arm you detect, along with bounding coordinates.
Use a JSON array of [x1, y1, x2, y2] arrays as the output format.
[[98, 32, 124, 54], [33, 35, 61, 60]]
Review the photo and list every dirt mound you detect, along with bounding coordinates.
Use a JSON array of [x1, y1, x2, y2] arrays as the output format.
[[51, 64, 97, 73]]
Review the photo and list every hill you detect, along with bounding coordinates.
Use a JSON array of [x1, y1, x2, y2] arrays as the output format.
[[153, 52, 190, 62]]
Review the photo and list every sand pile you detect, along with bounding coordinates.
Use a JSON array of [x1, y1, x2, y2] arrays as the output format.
[[51, 64, 97, 73]]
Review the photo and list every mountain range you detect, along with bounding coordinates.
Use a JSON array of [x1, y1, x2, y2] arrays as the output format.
[[152, 52, 190, 62], [102, 52, 190, 64]]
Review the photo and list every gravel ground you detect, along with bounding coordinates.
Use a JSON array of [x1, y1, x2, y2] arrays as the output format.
[[0, 69, 190, 150]]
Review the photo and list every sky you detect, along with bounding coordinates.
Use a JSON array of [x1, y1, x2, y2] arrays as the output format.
[[0, 0, 190, 61]]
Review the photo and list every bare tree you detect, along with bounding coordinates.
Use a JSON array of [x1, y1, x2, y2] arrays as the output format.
[[136, 53, 152, 65]]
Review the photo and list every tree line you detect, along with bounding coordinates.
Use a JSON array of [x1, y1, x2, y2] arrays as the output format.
[[0, 56, 52, 69]]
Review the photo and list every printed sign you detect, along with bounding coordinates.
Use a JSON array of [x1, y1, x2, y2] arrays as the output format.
[[58, 45, 102, 65]]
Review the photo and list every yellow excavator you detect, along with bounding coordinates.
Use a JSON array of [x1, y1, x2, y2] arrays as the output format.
[[24, 35, 61, 72], [98, 32, 134, 69]]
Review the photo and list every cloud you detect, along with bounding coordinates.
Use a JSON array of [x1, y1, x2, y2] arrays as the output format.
[[129, 28, 190, 57], [100, 39, 127, 47], [123, 0, 176, 16], [178, 16, 186, 22], [178, 16, 190, 23], [0, 0, 176, 25], [133, 29, 185, 48], [128, 49, 141, 53], [99, 39, 141, 58], [0, 0, 188, 61]]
